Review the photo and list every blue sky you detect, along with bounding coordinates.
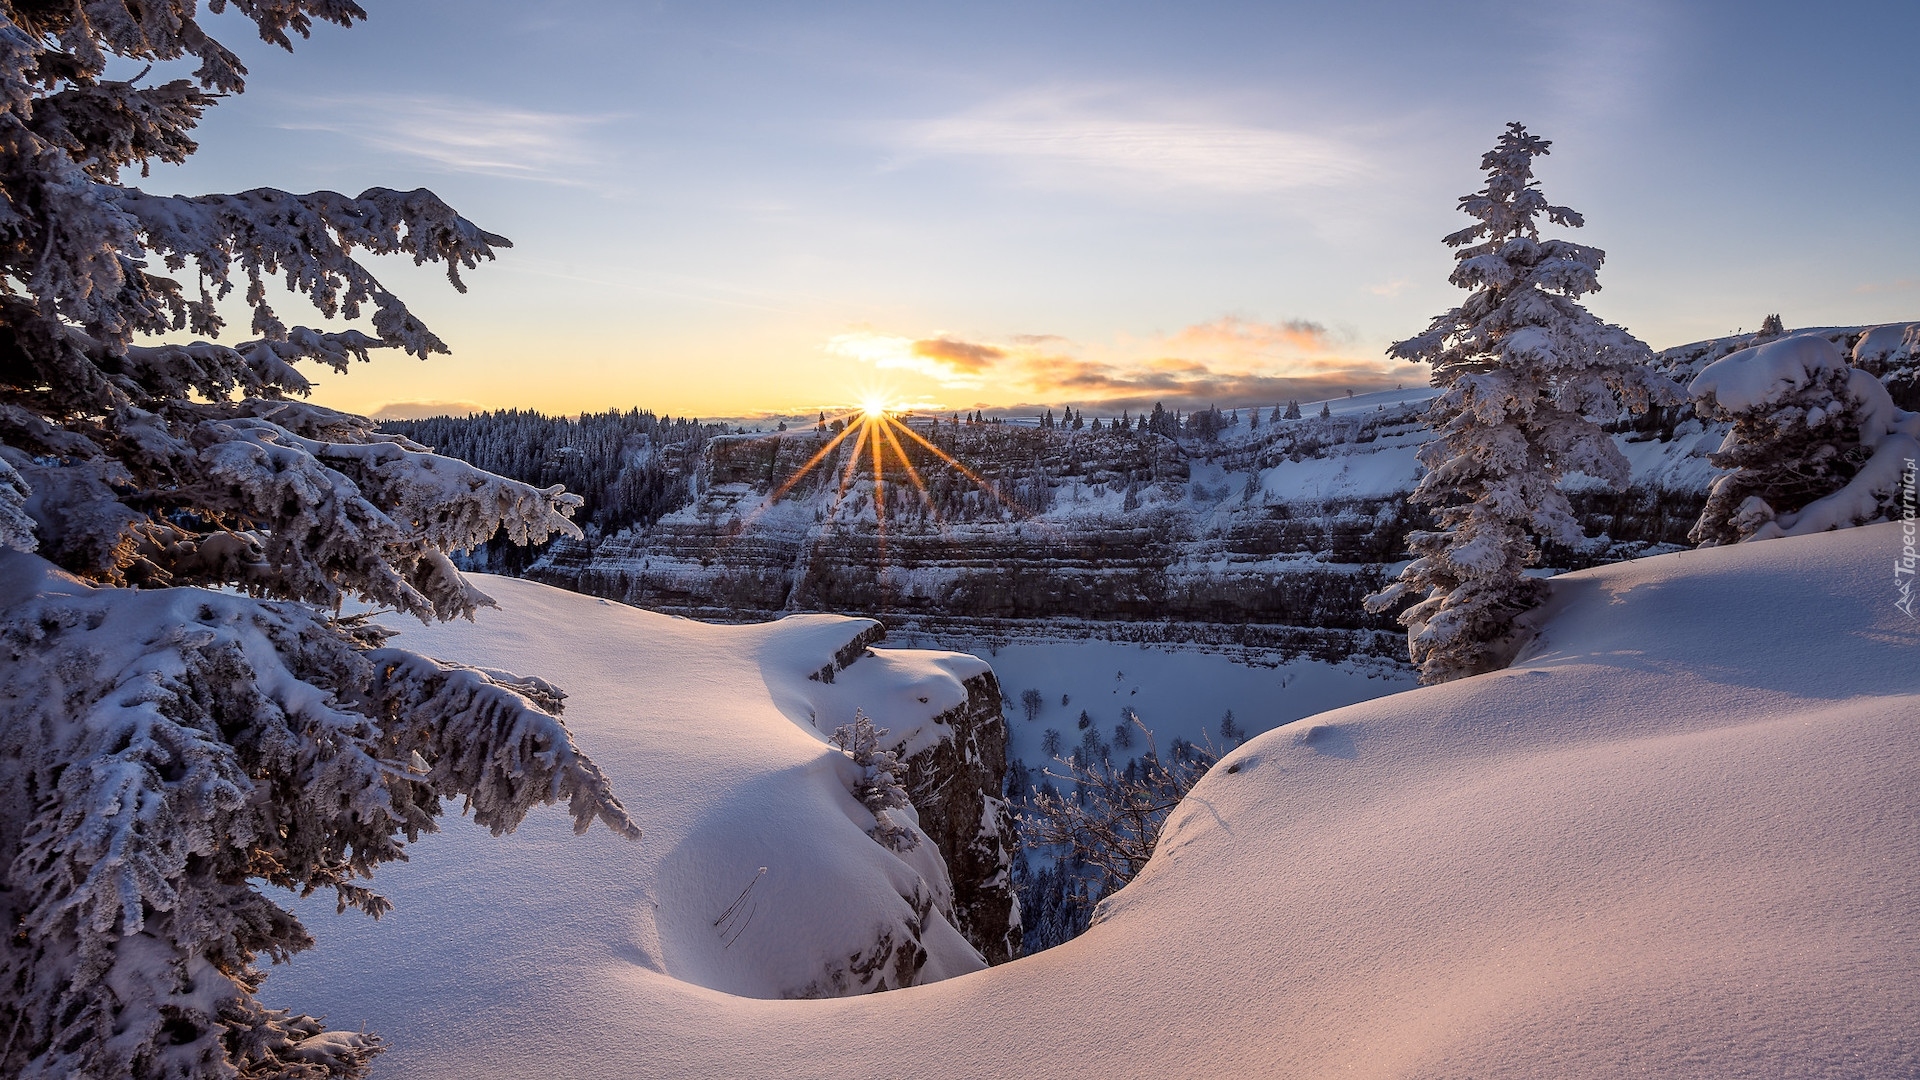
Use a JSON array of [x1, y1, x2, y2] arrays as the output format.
[[146, 0, 1920, 420]]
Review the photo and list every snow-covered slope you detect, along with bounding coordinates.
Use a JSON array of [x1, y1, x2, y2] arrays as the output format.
[[259, 582, 1002, 1007], [269, 524, 1917, 1078]]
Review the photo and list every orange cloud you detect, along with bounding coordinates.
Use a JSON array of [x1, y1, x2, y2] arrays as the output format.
[[911, 336, 1006, 372], [824, 316, 1415, 413], [1162, 316, 1335, 356]]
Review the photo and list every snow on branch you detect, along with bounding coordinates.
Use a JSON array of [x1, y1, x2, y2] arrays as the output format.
[[0, 550, 633, 1078], [366, 649, 640, 839], [0, 6, 621, 1075], [111, 185, 510, 355]]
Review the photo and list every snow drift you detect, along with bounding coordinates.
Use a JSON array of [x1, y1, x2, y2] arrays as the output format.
[[267, 525, 1917, 1078]]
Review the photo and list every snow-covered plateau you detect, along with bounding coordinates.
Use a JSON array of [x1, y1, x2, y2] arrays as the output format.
[[265, 521, 1918, 1079]]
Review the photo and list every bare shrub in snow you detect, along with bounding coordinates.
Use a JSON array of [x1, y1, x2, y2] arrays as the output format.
[[1018, 719, 1214, 908], [1367, 123, 1675, 684], [1688, 334, 1920, 544], [0, 5, 636, 1077], [1019, 687, 1044, 722]]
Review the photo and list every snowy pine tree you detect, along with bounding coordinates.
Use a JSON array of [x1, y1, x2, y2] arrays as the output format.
[[829, 710, 917, 852], [1366, 123, 1674, 683], [0, 6, 638, 1077]]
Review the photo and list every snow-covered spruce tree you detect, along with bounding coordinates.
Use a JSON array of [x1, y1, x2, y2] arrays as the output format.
[[0, 5, 638, 1078], [1688, 334, 1920, 544], [829, 710, 916, 852], [1366, 123, 1674, 683]]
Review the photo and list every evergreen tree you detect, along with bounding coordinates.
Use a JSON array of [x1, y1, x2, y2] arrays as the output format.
[[1365, 123, 1673, 683], [829, 710, 917, 852], [1285, 400, 1302, 420], [1318, 401, 1331, 419], [0, 8, 644, 1077]]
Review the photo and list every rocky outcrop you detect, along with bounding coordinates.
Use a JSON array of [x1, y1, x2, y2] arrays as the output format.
[[812, 627, 1022, 966], [894, 668, 1020, 964]]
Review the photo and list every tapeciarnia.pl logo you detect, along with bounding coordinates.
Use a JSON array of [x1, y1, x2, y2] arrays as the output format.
[[1897, 457, 1917, 619]]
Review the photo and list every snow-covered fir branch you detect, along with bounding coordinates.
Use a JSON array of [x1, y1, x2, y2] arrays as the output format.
[[0, 4, 636, 1076]]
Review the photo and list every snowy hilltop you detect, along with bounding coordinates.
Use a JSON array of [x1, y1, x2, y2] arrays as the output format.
[[259, 522, 1919, 1079]]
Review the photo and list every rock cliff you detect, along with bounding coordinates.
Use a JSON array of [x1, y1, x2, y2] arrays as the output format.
[[525, 391, 1720, 660]]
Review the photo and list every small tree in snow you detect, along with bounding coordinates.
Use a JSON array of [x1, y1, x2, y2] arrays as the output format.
[[1689, 335, 1920, 544], [1367, 123, 1674, 683], [1020, 687, 1045, 722], [829, 711, 917, 852], [0, 7, 636, 1077]]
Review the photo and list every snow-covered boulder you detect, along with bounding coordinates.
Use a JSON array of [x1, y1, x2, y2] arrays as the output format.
[[1689, 334, 1920, 543]]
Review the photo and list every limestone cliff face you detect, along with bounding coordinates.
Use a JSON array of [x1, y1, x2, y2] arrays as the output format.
[[808, 629, 1021, 966], [895, 668, 1019, 964], [526, 400, 1718, 661]]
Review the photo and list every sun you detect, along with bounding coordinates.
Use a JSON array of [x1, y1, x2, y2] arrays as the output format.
[[859, 396, 890, 420]]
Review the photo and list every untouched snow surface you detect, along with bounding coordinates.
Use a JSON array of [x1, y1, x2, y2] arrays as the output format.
[[270, 527, 1916, 1078], [264, 586, 990, 1009]]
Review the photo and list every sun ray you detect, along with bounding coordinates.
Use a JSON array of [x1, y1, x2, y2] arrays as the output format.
[[890, 419, 1040, 521], [831, 419, 872, 518], [877, 417, 942, 525], [766, 421, 856, 503], [870, 414, 887, 562]]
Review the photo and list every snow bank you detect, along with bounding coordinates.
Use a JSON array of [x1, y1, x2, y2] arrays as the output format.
[[267, 525, 1916, 1078], [1688, 333, 1851, 413], [261, 582, 990, 1010]]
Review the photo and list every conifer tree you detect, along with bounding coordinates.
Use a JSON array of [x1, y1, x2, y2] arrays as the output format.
[[1366, 123, 1673, 683], [1285, 400, 1302, 420], [0, 6, 637, 1077]]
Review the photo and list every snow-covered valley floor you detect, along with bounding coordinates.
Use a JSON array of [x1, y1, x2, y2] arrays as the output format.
[[265, 523, 1918, 1079]]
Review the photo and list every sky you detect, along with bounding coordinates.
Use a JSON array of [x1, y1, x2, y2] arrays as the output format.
[[141, 0, 1920, 422]]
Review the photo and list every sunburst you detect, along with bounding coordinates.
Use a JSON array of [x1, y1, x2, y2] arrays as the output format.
[[754, 400, 1036, 536]]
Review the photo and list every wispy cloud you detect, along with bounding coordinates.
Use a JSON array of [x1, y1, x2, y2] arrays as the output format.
[[1855, 278, 1919, 295], [282, 94, 613, 188], [826, 316, 1410, 412], [370, 399, 485, 420], [901, 89, 1364, 195]]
